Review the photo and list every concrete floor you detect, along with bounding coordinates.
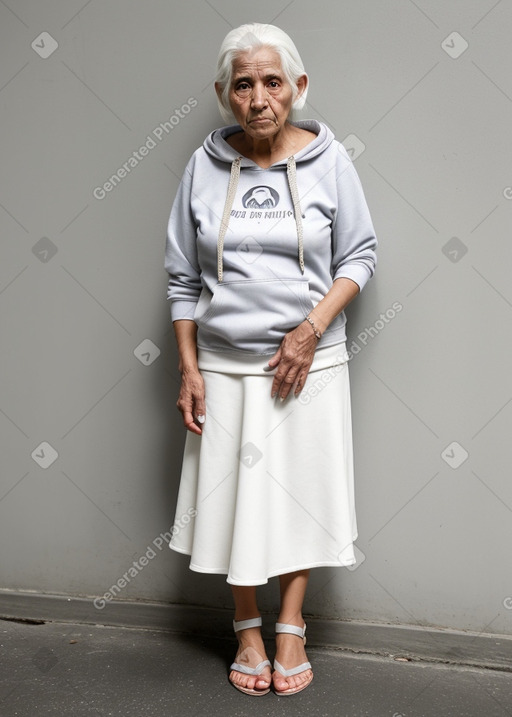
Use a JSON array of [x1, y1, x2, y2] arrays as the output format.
[[1, 617, 512, 717]]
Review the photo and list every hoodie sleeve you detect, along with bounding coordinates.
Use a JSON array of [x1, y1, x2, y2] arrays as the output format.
[[164, 158, 202, 321], [331, 144, 377, 291]]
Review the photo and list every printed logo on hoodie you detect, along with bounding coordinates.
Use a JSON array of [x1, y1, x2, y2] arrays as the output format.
[[242, 185, 280, 209]]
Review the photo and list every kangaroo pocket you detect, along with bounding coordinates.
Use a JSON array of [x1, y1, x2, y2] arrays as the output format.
[[194, 278, 315, 353]]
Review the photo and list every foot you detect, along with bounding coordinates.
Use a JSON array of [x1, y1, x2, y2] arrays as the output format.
[[229, 625, 272, 694], [273, 619, 313, 694]]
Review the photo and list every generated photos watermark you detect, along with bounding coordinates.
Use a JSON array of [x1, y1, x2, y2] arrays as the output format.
[[93, 97, 198, 200], [299, 301, 403, 405], [93, 507, 197, 610]]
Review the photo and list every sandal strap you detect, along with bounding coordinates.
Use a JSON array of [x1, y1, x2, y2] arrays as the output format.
[[275, 621, 306, 638], [230, 658, 271, 675], [273, 658, 312, 677], [233, 616, 262, 632]]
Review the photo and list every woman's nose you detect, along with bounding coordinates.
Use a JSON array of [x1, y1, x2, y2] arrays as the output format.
[[250, 83, 268, 109]]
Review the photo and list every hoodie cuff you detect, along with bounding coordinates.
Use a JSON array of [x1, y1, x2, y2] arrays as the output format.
[[333, 264, 373, 292], [169, 300, 197, 322]]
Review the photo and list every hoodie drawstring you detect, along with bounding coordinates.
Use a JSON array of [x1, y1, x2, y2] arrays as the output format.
[[217, 156, 242, 283], [217, 155, 305, 282], [286, 156, 305, 275]]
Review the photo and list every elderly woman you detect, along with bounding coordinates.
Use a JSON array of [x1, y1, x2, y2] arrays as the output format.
[[164, 23, 377, 696]]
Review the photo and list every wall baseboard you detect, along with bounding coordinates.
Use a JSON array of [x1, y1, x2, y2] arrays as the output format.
[[0, 589, 510, 672]]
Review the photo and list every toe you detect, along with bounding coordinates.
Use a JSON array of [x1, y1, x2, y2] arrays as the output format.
[[230, 668, 270, 693], [255, 675, 271, 689], [287, 675, 299, 691], [273, 668, 312, 693], [272, 673, 288, 691], [255, 666, 271, 690]]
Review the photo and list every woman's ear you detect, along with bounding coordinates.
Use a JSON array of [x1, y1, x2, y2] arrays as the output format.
[[295, 73, 308, 101], [214, 82, 223, 101]]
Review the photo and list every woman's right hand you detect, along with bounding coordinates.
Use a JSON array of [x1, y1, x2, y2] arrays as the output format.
[[177, 368, 206, 435]]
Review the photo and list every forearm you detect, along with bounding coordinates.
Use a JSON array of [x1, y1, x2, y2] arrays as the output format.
[[173, 319, 199, 373], [308, 277, 360, 334]]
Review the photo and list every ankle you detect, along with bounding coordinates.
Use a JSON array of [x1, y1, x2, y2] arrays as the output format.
[[276, 614, 304, 628], [234, 612, 261, 623]]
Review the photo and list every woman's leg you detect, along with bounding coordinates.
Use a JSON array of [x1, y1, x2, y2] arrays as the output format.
[[273, 569, 314, 692], [229, 585, 272, 691]]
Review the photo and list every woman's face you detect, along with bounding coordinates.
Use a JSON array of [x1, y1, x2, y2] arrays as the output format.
[[221, 46, 305, 140]]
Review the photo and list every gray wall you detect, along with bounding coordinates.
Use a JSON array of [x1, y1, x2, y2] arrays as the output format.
[[1, 0, 511, 635]]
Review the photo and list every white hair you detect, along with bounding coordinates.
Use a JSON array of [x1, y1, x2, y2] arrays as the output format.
[[215, 23, 309, 124]]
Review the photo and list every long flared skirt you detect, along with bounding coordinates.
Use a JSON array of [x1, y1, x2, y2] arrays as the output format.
[[168, 341, 358, 585]]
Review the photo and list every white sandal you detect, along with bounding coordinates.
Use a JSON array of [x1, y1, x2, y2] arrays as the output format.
[[273, 621, 313, 695], [229, 617, 271, 696]]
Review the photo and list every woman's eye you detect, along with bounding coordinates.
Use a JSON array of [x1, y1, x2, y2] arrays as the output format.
[[268, 81, 279, 88]]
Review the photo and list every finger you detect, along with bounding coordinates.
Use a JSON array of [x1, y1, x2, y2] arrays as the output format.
[[271, 357, 286, 397], [183, 410, 202, 435], [194, 395, 206, 426], [266, 346, 282, 370], [271, 369, 290, 398], [278, 375, 299, 400], [272, 359, 300, 398], [274, 365, 301, 400], [293, 372, 306, 396]]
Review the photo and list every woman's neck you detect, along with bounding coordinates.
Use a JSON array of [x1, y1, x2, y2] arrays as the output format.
[[226, 122, 314, 169]]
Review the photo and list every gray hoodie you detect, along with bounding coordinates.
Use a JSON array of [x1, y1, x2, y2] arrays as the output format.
[[165, 119, 377, 355]]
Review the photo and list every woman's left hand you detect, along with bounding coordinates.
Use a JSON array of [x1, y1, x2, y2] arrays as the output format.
[[267, 321, 318, 400]]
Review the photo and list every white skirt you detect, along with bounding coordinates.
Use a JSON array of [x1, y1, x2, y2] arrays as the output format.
[[168, 341, 358, 585]]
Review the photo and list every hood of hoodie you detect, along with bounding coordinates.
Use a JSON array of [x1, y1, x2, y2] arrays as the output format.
[[203, 119, 335, 167]]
